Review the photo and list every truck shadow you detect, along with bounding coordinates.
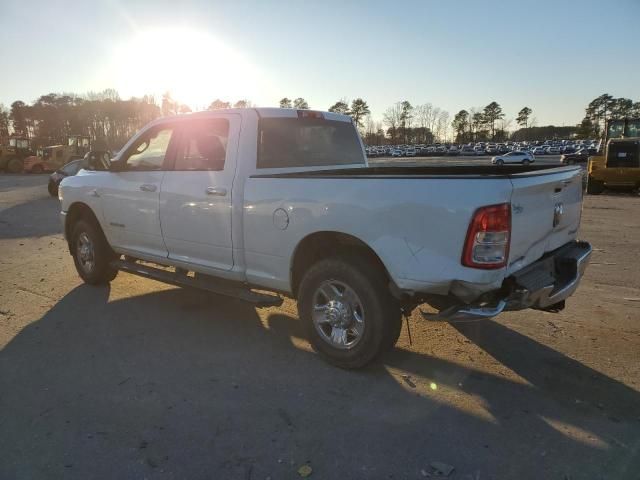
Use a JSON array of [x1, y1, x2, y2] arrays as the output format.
[[1, 285, 638, 479], [0, 195, 61, 239]]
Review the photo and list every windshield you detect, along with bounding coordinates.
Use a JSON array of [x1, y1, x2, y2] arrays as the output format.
[[608, 119, 640, 139]]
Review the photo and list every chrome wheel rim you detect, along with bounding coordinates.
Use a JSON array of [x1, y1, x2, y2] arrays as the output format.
[[76, 232, 95, 274], [312, 280, 365, 350]]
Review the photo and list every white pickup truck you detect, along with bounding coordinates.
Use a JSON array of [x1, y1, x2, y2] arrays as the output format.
[[59, 108, 591, 368]]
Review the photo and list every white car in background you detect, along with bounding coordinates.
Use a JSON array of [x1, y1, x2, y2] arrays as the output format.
[[547, 146, 561, 155], [491, 151, 535, 165]]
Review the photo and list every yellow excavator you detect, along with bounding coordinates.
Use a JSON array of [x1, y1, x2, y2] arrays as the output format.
[[587, 118, 640, 194]]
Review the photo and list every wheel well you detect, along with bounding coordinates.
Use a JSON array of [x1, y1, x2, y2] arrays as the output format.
[[290, 231, 392, 298], [65, 202, 102, 251]]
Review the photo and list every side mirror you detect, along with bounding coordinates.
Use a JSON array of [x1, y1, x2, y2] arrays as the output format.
[[87, 151, 111, 171]]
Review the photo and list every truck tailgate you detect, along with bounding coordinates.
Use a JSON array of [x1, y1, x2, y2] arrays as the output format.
[[507, 167, 583, 275]]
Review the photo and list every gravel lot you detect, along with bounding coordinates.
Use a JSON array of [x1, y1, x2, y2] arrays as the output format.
[[1, 171, 639, 479]]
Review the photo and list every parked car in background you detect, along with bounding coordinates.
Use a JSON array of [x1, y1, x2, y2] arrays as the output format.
[[547, 146, 561, 155], [532, 146, 547, 155], [491, 150, 535, 165], [48, 150, 111, 196], [48, 158, 87, 196], [560, 148, 591, 164], [461, 146, 476, 156], [405, 147, 416, 157]]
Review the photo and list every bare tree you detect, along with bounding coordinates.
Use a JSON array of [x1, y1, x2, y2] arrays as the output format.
[[383, 102, 403, 143], [435, 110, 450, 142]]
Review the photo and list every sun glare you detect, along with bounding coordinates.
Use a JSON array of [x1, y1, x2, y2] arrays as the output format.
[[110, 27, 261, 109]]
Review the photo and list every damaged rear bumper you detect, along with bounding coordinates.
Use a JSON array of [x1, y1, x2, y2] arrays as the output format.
[[422, 241, 592, 321]]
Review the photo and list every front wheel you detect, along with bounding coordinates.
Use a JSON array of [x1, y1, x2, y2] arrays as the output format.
[[48, 181, 58, 197], [71, 220, 118, 284], [586, 176, 605, 195], [297, 256, 401, 369], [522, 159, 530, 165], [496, 159, 504, 166]]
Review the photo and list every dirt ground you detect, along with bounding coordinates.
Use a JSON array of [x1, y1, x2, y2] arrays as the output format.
[[0, 174, 639, 480]]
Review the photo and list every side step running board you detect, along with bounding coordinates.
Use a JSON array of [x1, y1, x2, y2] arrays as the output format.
[[111, 259, 283, 308]]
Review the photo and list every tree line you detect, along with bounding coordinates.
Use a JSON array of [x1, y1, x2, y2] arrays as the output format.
[[1, 90, 638, 150], [576, 94, 640, 138]]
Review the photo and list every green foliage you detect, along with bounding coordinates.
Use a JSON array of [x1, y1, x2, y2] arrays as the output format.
[[293, 98, 309, 109], [208, 99, 231, 110], [349, 98, 370, 128], [516, 107, 532, 128], [511, 125, 577, 142], [328, 100, 349, 115], [482, 101, 504, 139], [451, 110, 469, 142], [581, 93, 638, 137], [279, 97, 292, 109]]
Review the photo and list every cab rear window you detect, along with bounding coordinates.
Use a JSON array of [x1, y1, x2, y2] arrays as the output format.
[[257, 118, 364, 169]]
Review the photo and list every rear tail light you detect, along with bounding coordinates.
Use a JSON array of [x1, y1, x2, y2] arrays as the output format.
[[297, 110, 324, 119], [462, 203, 511, 269]]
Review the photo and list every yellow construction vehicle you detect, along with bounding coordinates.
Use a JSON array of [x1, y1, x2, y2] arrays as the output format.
[[587, 118, 640, 194], [0, 135, 34, 173], [23, 135, 90, 173]]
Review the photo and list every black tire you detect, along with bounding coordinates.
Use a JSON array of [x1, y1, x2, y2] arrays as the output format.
[[496, 159, 504, 166], [297, 254, 401, 369], [522, 159, 530, 165], [71, 219, 118, 285], [586, 176, 605, 195], [47, 181, 58, 197], [6, 157, 23, 173], [31, 164, 44, 174]]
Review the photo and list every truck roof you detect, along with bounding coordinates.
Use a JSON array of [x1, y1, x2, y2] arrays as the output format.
[[154, 108, 353, 124]]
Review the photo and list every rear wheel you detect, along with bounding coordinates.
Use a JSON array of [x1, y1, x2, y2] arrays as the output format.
[[6, 157, 23, 173], [71, 219, 118, 284], [297, 255, 401, 369], [31, 164, 44, 174], [586, 176, 605, 195], [522, 159, 530, 165]]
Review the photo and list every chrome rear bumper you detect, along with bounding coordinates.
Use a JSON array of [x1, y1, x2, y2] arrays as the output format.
[[422, 241, 592, 322]]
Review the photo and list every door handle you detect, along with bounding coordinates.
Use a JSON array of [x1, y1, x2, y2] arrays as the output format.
[[206, 187, 227, 196], [140, 184, 157, 192]]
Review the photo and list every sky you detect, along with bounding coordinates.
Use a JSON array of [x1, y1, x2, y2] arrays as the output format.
[[1, 0, 639, 127]]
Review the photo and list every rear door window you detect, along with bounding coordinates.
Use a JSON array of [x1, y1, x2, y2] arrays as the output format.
[[257, 117, 364, 168]]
